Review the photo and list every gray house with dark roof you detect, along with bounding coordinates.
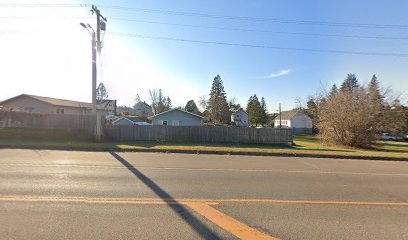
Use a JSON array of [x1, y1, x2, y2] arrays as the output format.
[[274, 110, 312, 133], [150, 108, 204, 126]]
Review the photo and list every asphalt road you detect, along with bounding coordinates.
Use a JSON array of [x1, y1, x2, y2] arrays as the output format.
[[0, 149, 407, 240]]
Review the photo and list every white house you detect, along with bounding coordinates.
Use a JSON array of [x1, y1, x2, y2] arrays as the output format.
[[150, 108, 204, 126], [274, 110, 312, 133], [231, 108, 249, 127], [133, 101, 153, 116]]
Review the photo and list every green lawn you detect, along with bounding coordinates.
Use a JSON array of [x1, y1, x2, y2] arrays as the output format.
[[0, 128, 407, 160]]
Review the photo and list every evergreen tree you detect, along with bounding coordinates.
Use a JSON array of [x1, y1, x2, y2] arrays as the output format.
[[340, 74, 359, 92], [185, 100, 198, 113], [207, 75, 230, 123], [246, 94, 262, 126], [329, 84, 338, 99], [260, 97, 268, 126], [368, 75, 384, 106], [228, 97, 241, 112]]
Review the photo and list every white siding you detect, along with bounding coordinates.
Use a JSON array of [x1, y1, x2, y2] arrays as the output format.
[[291, 113, 312, 129]]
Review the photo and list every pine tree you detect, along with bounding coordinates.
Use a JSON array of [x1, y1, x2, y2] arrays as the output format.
[[340, 74, 359, 92], [228, 97, 241, 112], [368, 75, 383, 105], [329, 84, 338, 98], [185, 100, 198, 112], [260, 97, 268, 126], [246, 94, 262, 126], [207, 75, 230, 123]]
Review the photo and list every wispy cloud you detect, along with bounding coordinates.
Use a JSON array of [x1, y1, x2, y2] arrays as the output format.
[[264, 69, 291, 79]]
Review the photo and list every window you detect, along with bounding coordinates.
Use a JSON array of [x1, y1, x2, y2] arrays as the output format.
[[172, 120, 180, 126], [162, 120, 168, 126], [56, 108, 65, 114]]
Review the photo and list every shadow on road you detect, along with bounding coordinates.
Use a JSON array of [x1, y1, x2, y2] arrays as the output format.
[[109, 152, 221, 240]]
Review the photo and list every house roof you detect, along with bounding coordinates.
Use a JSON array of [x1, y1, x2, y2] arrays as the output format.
[[275, 110, 302, 120], [150, 108, 204, 120], [123, 116, 144, 123], [113, 116, 146, 125], [233, 108, 247, 115], [0, 94, 109, 110], [134, 101, 151, 108]]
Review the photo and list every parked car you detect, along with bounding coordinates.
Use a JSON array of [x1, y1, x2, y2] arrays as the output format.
[[379, 133, 403, 141]]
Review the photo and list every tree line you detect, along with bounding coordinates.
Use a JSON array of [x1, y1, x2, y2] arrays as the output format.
[[302, 74, 408, 147], [102, 75, 272, 126]]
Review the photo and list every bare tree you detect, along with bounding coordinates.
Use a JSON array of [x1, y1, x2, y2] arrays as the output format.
[[149, 89, 172, 114]]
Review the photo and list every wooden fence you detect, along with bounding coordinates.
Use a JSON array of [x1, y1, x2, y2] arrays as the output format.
[[0, 111, 98, 133], [107, 125, 293, 145]]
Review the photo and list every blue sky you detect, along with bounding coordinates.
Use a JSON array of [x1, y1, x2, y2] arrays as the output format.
[[1, 0, 408, 112]]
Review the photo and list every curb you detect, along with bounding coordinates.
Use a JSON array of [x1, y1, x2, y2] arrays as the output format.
[[1, 145, 407, 162]]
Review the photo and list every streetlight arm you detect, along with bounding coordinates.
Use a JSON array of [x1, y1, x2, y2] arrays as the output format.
[[80, 22, 95, 36]]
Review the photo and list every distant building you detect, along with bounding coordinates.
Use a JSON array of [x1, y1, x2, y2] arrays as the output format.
[[0, 94, 114, 116], [97, 99, 117, 115], [150, 108, 204, 126], [113, 116, 151, 126], [231, 108, 249, 127], [134, 101, 153, 116], [274, 110, 312, 133]]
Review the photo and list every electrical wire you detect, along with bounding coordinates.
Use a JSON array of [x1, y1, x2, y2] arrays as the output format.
[[108, 32, 408, 57], [1, 3, 408, 30], [109, 18, 408, 41]]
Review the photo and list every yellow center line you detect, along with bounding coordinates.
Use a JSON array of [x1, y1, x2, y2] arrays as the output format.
[[0, 196, 219, 205], [184, 198, 408, 207], [187, 203, 279, 240], [0, 195, 407, 206]]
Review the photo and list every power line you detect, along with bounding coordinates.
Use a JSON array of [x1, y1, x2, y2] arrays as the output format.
[[0, 3, 85, 8], [109, 18, 408, 41], [108, 32, 408, 58], [101, 6, 408, 30], [1, 3, 408, 30], [1, 14, 408, 41]]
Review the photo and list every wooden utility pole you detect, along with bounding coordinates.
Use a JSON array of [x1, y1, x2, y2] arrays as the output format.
[[90, 5, 107, 141]]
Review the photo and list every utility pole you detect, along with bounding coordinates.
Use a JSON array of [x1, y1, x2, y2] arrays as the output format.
[[279, 103, 282, 128], [90, 5, 107, 141]]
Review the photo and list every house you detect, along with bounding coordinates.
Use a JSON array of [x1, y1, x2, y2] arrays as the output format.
[[150, 108, 204, 126], [0, 94, 114, 116], [274, 110, 312, 133], [134, 101, 153, 116], [231, 108, 249, 127], [113, 116, 151, 126]]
